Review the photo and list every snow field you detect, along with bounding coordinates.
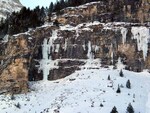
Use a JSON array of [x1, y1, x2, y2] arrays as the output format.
[[0, 67, 150, 113]]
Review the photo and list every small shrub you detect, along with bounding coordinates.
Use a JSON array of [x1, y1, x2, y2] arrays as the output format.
[[10, 94, 15, 100], [108, 75, 111, 80], [15, 102, 21, 109], [126, 80, 131, 89], [126, 103, 134, 113], [100, 103, 104, 107], [110, 106, 118, 113], [119, 69, 124, 77], [116, 85, 121, 93]]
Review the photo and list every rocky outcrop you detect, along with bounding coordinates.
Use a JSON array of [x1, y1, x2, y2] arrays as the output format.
[[0, 0, 23, 20], [0, 1, 150, 94], [54, 0, 150, 25]]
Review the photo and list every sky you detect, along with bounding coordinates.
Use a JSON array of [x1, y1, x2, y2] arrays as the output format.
[[20, 0, 56, 9]]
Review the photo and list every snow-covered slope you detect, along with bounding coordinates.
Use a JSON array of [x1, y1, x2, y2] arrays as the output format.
[[0, 60, 150, 113], [0, 0, 23, 20]]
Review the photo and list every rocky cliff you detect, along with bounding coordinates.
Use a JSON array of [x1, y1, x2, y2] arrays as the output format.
[[0, 1, 150, 94], [0, 0, 23, 20], [55, 0, 150, 24]]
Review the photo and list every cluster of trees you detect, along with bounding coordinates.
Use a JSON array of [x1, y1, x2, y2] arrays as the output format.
[[10, 6, 46, 35], [0, 18, 8, 38], [111, 103, 134, 113], [49, 0, 107, 13], [0, 6, 46, 36], [108, 70, 134, 113]]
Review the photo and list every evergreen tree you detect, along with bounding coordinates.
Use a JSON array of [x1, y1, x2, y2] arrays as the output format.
[[108, 75, 111, 80], [119, 69, 124, 77], [49, 2, 54, 13], [110, 106, 118, 113], [126, 103, 134, 113], [53, 1, 61, 12], [40, 7, 46, 22], [126, 79, 131, 89], [15, 102, 21, 109], [60, 0, 65, 9], [116, 85, 121, 93]]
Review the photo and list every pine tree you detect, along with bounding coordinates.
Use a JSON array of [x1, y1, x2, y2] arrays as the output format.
[[108, 75, 111, 80], [40, 7, 46, 23], [110, 106, 118, 113], [126, 79, 131, 89], [49, 2, 54, 13], [119, 69, 124, 77], [15, 102, 21, 109], [126, 103, 134, 113], [116, 85, 121, 93]]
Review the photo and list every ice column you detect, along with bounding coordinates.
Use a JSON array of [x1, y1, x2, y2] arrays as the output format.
[[40, 30, 58, 81], [121, 27, 128, 44], [131, 27, 150, 60], [87, 41, 94, 59]]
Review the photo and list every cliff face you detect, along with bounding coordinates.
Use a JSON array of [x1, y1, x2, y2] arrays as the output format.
[[55, 1, 150, 24], [0, 1, 150, 94], [0, 0, 23, 20]]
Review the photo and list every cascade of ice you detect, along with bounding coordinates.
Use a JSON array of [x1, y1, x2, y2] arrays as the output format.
[[42, 38, 49, 60], [87, 41, 94, 59], [40, 30, 58, 81], [131, 27, 150, 60], [111, 44, 114, 64], [121, 27, 128, 44], [64, 38, 68, 51]]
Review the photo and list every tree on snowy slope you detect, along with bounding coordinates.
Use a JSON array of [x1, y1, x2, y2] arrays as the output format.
[[116, 85, 121, 93], [49, 2, 54, 13], [0, 17, 8, 39], [126, 103, 134, 113], [119, 70, 124, 77], [110, 106, 118, 113], [126, 79, 131, 89]]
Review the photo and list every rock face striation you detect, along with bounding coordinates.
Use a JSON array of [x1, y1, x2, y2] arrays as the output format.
[[0, 1, 150, 94], [0, 0, 23, 20]]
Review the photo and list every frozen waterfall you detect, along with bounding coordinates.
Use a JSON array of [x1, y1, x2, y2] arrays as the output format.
[[40, 30, 58, 81], [131, 27, 150, 60]]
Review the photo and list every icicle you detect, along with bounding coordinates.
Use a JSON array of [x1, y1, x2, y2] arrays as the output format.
[[55, 44, 60, 53], [121, 27, 127, 44], [48, 30, 58, 53], [111, 44, 113, 64], [64, 38, 68, 51], [76, 29, 79, 38], [82, 44, 86, 51], [131, 27, 150, 60], [87, 41, 94, 59], [42, 38, 49, 60], [95, 45, 99, 52]]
